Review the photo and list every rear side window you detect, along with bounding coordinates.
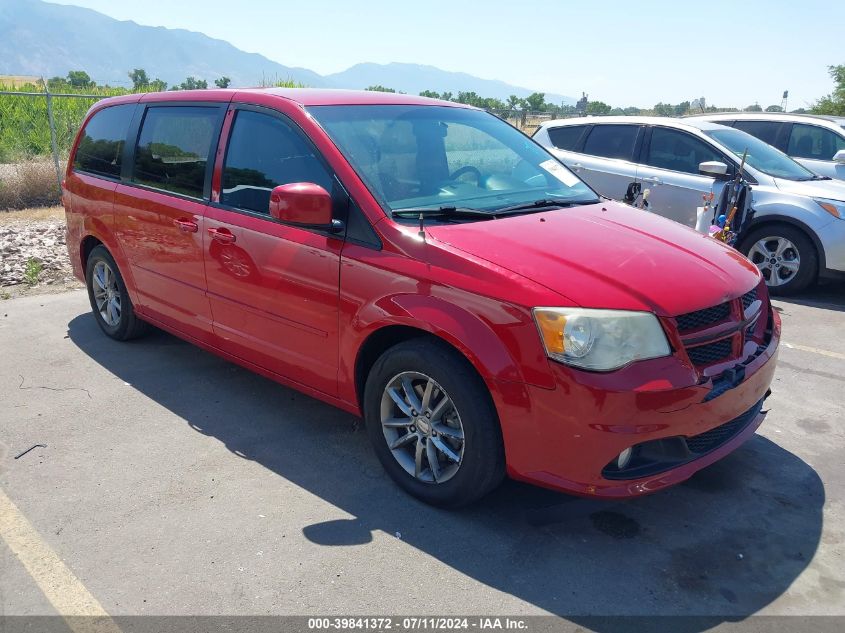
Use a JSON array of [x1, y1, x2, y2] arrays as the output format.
[[133, 106, 220, 198], [732, 120, 782, 146], [547, 125, 588, 151], [787, 123, 845, 160], [582, 125, 639, 160], [73, 105, 135, 178], [222, 110, 333, 214], [644, 127, 722, 175]]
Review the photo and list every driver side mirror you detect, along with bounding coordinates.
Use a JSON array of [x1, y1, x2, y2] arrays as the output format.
[[699, 161, 732, 180], [269, 183, 343, 233], [833, 149, 845, 164]]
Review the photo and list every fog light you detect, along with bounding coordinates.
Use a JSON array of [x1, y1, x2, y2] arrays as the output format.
[[616, 447, 633, 470]]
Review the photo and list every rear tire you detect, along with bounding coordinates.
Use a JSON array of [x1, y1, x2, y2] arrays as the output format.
[[85, 245, 148, 341], [363, 338, 505, 507], [740, 224, 817, 296]]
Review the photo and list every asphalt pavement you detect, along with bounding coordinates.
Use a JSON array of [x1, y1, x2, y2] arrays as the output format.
[[1, 284, 843, 630]]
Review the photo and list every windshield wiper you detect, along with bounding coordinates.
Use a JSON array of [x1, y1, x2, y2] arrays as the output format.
[[391, 206, 494, 220], [491, 198, 598, 215], [797, 174, 831, 181]]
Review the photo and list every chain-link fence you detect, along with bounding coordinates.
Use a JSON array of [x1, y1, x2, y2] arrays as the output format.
[[0, 89, 105, 209]]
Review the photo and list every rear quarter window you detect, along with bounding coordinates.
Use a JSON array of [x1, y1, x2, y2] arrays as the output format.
[[547, 125, 588, 151], [72, 104, 135, 178], [732, 120, 782, 146], [132, 106, 220, 198]]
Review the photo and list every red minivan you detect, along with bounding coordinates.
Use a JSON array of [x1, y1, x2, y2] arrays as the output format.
[[63, 89, 780, 507]]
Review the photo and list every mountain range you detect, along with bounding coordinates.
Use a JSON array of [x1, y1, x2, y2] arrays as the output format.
[[0, 0, 574, 104]]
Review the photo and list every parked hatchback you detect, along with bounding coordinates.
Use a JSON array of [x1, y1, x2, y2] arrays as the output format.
[[534, 116, 845, 294], [64, 90, 779, 507], [696, 112, 845, 180]]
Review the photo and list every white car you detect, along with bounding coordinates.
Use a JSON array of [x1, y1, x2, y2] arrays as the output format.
[[695, 112, 845, 180], [533, 116, 845, 294]]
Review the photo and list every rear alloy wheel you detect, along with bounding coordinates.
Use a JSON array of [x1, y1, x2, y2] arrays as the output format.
[[363, 339, 505, 507], [85, 245, 148, 340], [742, 225, 817, 295]]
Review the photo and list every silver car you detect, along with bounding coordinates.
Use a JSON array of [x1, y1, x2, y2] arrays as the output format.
[[695, 112, 845, 181], [533, 116, 845, 294]]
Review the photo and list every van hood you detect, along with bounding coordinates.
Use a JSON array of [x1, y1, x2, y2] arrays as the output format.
[[425, 201, 761, 316], [774, 175, 845, 200]]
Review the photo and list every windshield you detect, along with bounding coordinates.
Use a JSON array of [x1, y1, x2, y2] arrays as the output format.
[[704, 127, 817, 181], [308, 105, 599, 216]]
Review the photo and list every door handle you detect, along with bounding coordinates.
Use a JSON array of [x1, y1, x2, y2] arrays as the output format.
[[207, 227, 236, 244], [174, 218, 198, 233], [641, 177, 662, 185], [570, 163, 584, 171]]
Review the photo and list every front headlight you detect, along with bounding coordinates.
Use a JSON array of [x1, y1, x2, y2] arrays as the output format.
[[814, 197, 845, 219], [533, 307, 671, 371]]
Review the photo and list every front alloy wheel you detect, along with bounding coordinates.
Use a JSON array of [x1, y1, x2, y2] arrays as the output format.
[[741, 225, 817, 295], [363, 339, 505, 507], [747, 236, 800, 289], [380, 371, 465, 484]]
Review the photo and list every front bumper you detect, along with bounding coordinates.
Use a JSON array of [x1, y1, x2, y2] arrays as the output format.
[[819, 217, 845, 276], [493, 310, 781, 498]]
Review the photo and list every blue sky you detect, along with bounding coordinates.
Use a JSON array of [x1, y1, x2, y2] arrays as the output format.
[[50, 0, 843, 109]]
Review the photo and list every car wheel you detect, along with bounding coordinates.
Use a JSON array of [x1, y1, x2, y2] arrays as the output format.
[[85, 245, 148, 340], [741, 225, 817, 296], [363, 338, 505, 507]]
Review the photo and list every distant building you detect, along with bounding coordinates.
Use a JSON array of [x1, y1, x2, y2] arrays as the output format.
[[576, 92, 588, 116]]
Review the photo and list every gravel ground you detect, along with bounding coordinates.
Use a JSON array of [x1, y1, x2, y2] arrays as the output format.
[[0, 207, 83, 298]]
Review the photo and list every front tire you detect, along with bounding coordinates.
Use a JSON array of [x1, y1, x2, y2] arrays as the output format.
[[85, 245, 148, 341], [363, 339, 505, 507], [740, 225, 817, 296]]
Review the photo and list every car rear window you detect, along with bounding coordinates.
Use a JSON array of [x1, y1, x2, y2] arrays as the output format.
[[222, 110, 333, 214], [581, 125, 639, 160], [132, 106, 220, 198], [72, 104, 135, 179], [547, 125, 587, 151]]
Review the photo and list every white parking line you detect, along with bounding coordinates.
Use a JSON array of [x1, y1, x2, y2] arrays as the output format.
[[782, 341, 845, 361], [0, 487, 122, 633]]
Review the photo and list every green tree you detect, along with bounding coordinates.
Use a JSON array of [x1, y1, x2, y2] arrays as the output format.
[[586, 100, 612, 115], [506, 95, 522, 110], [67, 70, 93, 89], [811, 64, 845, 115], [419, 90, 441, 99], [177, 77, 208, 90], [47, 76, 69, 91], [744, 103, 763, 112], [765, 105, 784, 112], [455, 91, 481, 106], [440, 91, 453, 102], [674, 101, 691, 116], [652, 102, 673, 116], [214, 76, 231, 88], [524, 92, 546, 112], [365, 85, 395, 93], [128, 68, 149, 90], [149, 78, 167, 91]]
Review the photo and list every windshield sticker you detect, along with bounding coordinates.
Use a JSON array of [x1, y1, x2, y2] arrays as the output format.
[[540, 159, 580, 187]]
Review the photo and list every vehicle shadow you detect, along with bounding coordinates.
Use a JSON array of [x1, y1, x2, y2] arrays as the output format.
[[68, 315, 825, 628], [776, 280, 845, 312]]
